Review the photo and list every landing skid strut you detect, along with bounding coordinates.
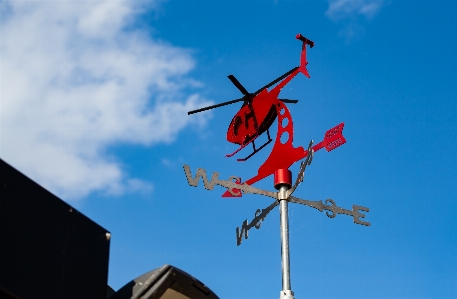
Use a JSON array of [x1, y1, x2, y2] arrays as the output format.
[[237, 130, 273, 161]]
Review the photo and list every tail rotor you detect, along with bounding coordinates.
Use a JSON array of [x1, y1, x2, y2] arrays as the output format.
[[296, 33, 314, 78]]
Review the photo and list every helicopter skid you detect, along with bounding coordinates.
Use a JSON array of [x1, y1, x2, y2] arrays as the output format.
[[225, 143, 249, 158], [225, 134, 259, 158], [237, 137, 273, 162]]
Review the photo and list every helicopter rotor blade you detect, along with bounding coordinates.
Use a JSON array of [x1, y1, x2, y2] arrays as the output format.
[[188, 98, 244, 115], [228, 75, 250, 96], [190, 67, 300, 115], [254, 66, 299, 95], [279, 99, 298, 104]]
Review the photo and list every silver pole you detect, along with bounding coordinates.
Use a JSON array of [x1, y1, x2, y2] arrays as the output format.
[[279, 185, 295, 299]]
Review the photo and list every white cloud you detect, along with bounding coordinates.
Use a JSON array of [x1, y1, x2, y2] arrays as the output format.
[[0, 0, 212, 200], [326, 0, 384, 21]]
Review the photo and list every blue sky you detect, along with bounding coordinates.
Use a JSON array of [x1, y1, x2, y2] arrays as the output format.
[[1, 0, 456, 298]]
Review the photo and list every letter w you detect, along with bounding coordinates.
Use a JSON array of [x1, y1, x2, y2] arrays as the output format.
[[183, 165, 219, 191]]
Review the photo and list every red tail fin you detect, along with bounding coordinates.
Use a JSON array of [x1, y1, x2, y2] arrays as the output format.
[[296, 34, 314, 78]]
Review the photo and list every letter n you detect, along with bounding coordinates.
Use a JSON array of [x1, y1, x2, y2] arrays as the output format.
[[236, 220, 249, 246]]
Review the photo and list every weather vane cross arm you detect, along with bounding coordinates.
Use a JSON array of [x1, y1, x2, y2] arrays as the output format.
[[236, 199, 279, 246], [289, 196, 370, 226], [182, 164, 278, 199], [286, 140, 314, 197]]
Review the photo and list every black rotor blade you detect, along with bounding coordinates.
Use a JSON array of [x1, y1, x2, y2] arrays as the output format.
[[228, 75, 250, 96], [279, 99, 299, 104], [254, 66, 299, 95], [188, 98, 244, 115]]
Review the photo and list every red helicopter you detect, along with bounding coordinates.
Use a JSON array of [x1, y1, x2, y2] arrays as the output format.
[[189, 34, 314, 161], [189, 34, 346, 189]]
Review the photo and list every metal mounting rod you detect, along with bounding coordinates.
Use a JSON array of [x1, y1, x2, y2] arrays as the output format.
[[279, 184, 295, 299]]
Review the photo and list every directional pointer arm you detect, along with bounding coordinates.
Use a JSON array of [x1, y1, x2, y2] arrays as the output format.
[[289, 196, 370, 226], [236, 199, 279, 246], [287, 140, 314, 197]]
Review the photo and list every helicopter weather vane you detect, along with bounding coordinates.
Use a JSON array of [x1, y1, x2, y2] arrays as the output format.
[[183, 34, 370, 299]]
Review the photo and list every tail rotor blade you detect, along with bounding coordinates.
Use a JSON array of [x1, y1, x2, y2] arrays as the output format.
[[228, 75, 250, 96], [188, 98, 244, 115]]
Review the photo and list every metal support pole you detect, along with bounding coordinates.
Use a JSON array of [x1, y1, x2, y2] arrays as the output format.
[[279, 185, 295, 299]]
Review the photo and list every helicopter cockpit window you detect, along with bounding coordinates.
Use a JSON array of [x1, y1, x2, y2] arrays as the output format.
[[233, 115, 242, 136]]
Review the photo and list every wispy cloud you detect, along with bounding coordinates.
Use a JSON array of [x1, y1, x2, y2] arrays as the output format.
[[326, 0, 384, 21], [325, 0, 385, 40], [0, 1, 212, 200]]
